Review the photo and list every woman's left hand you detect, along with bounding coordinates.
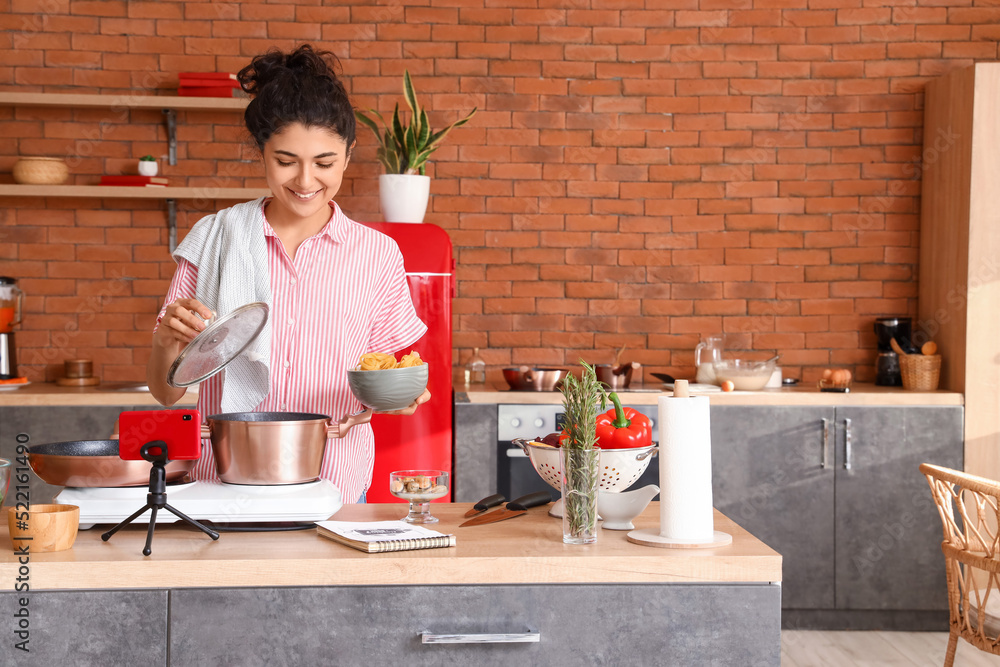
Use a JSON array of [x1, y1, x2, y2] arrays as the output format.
[[377, 388, 431, 416]]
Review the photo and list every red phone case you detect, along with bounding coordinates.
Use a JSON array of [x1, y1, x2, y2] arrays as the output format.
[[118, 410, 202, 461]]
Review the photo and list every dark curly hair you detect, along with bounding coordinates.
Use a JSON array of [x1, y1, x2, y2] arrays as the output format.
[[238, 44, 356, 153]]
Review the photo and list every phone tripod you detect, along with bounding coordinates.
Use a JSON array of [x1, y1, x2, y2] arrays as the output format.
[[101, 440, 219, 556]]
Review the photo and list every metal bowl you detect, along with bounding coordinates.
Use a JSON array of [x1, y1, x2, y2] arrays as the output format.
[[595, 363, 639, 390], [502, 367, 566, 391], [27, 440, 195, 487]]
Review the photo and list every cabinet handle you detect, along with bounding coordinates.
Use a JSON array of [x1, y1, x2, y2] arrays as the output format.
[[421, 631, 540, 644], [821, 418, 830, 469], [843, 417, 852, 470]]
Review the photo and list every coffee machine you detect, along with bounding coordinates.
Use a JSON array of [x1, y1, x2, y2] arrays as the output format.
[[874, 316, 914, 386], [0, 277, 23, 379]]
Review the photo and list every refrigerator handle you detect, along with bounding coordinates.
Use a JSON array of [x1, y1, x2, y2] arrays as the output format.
[[450, 259, 457, 298]]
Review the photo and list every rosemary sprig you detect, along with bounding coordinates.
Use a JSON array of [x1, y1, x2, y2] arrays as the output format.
[[559, 360, 606, 543], [560, 361, 607, 450]]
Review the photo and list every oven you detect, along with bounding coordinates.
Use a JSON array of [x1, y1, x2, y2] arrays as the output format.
[[496, 403, 660, 502]]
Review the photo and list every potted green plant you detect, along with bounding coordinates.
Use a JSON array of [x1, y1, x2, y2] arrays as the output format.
[[355, 71, 476, 223], [138, 155, 158, 177]]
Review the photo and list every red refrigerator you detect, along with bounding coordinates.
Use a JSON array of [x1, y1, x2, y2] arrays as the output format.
[[362, 222, 453, 502]]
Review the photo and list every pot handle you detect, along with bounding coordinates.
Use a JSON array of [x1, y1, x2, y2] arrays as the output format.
[[200, 423, 211, 438], [328, 409, 373, 439]]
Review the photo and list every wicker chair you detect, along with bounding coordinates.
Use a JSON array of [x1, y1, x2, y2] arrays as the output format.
[[921, 463, 1000, 666]]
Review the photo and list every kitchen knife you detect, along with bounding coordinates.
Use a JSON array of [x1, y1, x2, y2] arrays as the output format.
[[459, 491, 552, 527], [464, 493, 506, 518]]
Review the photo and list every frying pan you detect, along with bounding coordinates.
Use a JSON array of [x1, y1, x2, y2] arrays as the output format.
[[27, 440, 195, 488]]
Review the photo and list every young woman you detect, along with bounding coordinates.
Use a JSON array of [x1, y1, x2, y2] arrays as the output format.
[[147, 45, 430, 503]]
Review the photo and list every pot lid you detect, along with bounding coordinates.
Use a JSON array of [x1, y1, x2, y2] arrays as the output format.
[[166, 302, 269, 388]]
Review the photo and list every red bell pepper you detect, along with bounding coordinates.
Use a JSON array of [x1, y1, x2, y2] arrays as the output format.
[[595, 392, 652, 449]]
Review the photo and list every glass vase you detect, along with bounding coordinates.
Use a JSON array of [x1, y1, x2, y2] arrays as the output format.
[[560, 447, 600, 544]]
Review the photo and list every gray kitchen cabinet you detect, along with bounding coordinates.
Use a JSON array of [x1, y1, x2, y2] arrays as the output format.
[[711, 406, 836, 610], [834, 406, 962, 611], [169, 583, 779, 666], [0, 590, 168, 666], [711, 404, 962, 629]]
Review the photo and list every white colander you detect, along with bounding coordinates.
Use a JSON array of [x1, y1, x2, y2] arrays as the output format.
[[514, 439, 658, 494]]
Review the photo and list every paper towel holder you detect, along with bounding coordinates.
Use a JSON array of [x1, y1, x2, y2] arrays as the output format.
[[626, 380, 733, 549], [626, 527, 733, 549]]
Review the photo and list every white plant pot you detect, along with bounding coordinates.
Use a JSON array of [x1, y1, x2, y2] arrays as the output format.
[[379, 174, 430, 223], [138, 161, 158, 177]]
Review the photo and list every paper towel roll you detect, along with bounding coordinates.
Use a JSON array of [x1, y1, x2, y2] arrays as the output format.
[[658, 394, 715, 541]]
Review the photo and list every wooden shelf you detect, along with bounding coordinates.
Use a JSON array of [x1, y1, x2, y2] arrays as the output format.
[[0, 184, 268, 199], [0, 91, 247, 111]]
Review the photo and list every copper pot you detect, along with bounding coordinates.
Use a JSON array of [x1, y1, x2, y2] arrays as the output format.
[[27, 440, 194, 487], [202, 411, 369, 485]]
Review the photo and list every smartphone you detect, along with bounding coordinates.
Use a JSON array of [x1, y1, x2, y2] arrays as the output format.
[[118, 409, 202, 461]]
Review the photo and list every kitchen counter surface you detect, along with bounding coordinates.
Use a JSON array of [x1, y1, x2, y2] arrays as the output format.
[[457, 381, 962, 406], [0, 382, 197, 406], [0, 503, 780, 591]]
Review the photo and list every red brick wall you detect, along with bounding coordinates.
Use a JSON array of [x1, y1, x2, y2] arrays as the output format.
[[1, 0, 997, 385]]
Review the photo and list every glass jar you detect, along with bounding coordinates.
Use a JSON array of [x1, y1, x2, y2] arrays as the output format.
[[464, 347, 486, 385]]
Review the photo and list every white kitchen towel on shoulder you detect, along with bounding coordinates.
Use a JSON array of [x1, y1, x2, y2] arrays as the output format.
[[173, 196, 272, 413], [657, 394, 715, 541]]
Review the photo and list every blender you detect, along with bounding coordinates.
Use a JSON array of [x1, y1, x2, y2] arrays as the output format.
[[874, 316, 914, 386], [0, 277, 23, 379]]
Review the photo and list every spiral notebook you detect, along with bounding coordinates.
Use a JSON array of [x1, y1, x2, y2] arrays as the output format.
[[316, 520, 456, 553]]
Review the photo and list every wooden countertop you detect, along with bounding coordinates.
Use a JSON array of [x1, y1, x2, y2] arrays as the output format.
[[456, 382, 963, 406], [0, 503, 780, 591], [0, 382, 198, 406]]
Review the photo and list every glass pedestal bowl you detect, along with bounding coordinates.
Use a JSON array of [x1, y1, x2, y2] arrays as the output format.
[[389, 470, 449, 523]]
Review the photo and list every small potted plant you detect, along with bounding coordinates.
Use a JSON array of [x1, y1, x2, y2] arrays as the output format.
[[138, 155, 158, 177], [355, 71, 476, 223]]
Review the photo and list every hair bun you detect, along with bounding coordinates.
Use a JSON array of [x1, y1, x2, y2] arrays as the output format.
[[238, 44, 356, 152], [238, 44, 340, 95]]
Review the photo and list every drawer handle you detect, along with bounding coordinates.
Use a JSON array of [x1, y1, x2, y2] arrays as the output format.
[[421, 631, 540, 644], [843, 417, 852, 470], [821, 417, 830, 469]]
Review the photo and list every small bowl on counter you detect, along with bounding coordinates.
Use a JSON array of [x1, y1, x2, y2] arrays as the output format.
[[713, 358, 778, 391], [8, 504, 80, 553]]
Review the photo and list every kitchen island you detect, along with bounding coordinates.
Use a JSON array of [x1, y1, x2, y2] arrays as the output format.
[[0, 503, 781, 666]]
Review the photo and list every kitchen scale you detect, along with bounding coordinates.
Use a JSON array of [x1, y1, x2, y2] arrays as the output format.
[[60, 479, 343, 530]]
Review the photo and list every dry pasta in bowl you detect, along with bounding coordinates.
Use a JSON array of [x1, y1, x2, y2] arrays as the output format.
[[347, 351, 428, 411], [357, 351, 424, 371]]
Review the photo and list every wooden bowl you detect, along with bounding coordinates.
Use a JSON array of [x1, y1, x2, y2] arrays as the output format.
[[12, 157, 69, 185], [8, 504, 79, 552]]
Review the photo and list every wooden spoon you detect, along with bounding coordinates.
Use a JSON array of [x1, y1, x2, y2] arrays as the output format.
[[890, 337, 908, 357]]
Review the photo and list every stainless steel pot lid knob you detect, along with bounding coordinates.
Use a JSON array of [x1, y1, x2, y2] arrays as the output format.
[[166, 302, 269, 387]]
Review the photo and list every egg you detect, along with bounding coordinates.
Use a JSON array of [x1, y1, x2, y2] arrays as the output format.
[[721, 380, 735, 392], [822, 368, 833, 380], [922, 341, 938, 355], [829, 369, 851, 386]]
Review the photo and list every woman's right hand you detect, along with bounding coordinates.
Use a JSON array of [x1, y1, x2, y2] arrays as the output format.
[[153, 298, 214, 348]]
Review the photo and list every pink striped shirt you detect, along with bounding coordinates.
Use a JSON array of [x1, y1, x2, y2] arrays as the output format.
[[158, 200, 427, 502]]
